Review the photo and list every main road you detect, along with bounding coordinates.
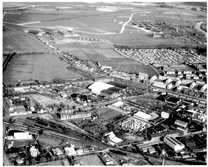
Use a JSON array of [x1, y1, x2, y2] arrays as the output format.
[[120, 12, 140, 34]]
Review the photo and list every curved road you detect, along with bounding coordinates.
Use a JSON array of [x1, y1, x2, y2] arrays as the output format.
[[194, 21, 207, 37], [120, 12, 140, 34]]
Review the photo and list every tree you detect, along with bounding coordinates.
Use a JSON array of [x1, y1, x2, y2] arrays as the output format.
[[39, 157, 47, 163], [25, 160, 30, 165], [39, 129, 44, 136], [31, 158, 37, 165], [51, 156, 55, 161]]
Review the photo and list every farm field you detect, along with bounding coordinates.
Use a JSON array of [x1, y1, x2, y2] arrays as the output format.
[[5, 2, 205, 48], [3, 13, 68, 24], [38, 135, 62, 146], [3, 27, 47, 53], [59, 46, 126, 61], [3, 53, 81, 85], [88, 31, 186, 47]]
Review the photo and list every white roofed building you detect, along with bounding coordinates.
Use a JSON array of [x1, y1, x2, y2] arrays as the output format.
[[104, 131, 123, 146], [134, 111, 152, 120], [9, 132, 33, 140], [64, 145, 76, 156], [112, 101, 124, 107], [164, 136, 185, 153], [152, 80, 166, 89], [88, 82, 114, 95]]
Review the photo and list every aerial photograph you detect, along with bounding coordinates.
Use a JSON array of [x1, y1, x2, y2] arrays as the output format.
[[3, 1, 207, 166]]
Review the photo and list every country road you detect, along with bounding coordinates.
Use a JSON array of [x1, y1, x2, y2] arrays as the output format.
[[194, 21, 207, 37], [120, 12, 139, 34]]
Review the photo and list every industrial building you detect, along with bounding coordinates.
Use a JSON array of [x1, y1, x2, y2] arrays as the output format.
[[134, 111, 152, 121], [164, 136, 185, 153], [88, 81, 126, 98], [104, 131, 123, 146]]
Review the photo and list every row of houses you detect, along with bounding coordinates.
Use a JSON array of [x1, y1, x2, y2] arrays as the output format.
[[150, 75, 207, 93], [115, 48, 184, 65], [59, 110, 92, 120]]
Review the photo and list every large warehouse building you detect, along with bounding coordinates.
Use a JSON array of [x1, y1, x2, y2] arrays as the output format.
[[88, 81, 127, 97]]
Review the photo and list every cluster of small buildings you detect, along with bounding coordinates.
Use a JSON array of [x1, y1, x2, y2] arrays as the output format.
[[115, 48, 183, 65], [58, 109, 92, 120], [150, 74, 207, 95], [98, 152, 118, 165], [120, 118, 150, 133], [136, 20, 205, 44], [3, 96, 46, 117], [109, 70, 149, 82], [115, 47, 206, 67], [74, 61, 96, 72], [68, 36, 108, 42], [6, 134, 97, 166]]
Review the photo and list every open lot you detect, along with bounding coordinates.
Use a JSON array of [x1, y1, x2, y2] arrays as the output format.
[[25, 94, 82, 107], [99, 107, 122, 121], [3, 53, 81, 85], [77, 154, 104, 166], [38, 135, 62, 146]]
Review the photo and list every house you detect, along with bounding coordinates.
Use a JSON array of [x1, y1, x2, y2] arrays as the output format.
[[3, 97, 14, 112], [52, 148, 63, 156], [163, 66, 175, 75], [30, 146, 40, 158], [152, 80, 166, 89]]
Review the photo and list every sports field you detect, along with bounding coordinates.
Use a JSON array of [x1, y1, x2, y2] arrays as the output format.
[[99, 107, 121, 121]]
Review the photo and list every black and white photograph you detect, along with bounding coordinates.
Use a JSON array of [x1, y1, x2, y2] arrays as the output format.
[[3, 1, 207, 166]]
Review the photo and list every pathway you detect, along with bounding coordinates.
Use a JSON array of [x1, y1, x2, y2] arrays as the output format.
[[120, 12, 140, 34]]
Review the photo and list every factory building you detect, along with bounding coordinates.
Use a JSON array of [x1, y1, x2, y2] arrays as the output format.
[[164, 136, 185, 153], [134, 111, 152, 120], [175, 120, 188, 134], [88, 81, 126, 98], [88, 82, 114, 95]]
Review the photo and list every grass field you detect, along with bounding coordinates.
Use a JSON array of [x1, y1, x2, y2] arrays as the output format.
[[4, 13, 66, 24], [99, 107, 121, 120], [77, 154, 104, 166], [38, 135, 62, 146], [3, 53, 81, 84], [59, 46, 125, 61], [3, 27, 47, 53]]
